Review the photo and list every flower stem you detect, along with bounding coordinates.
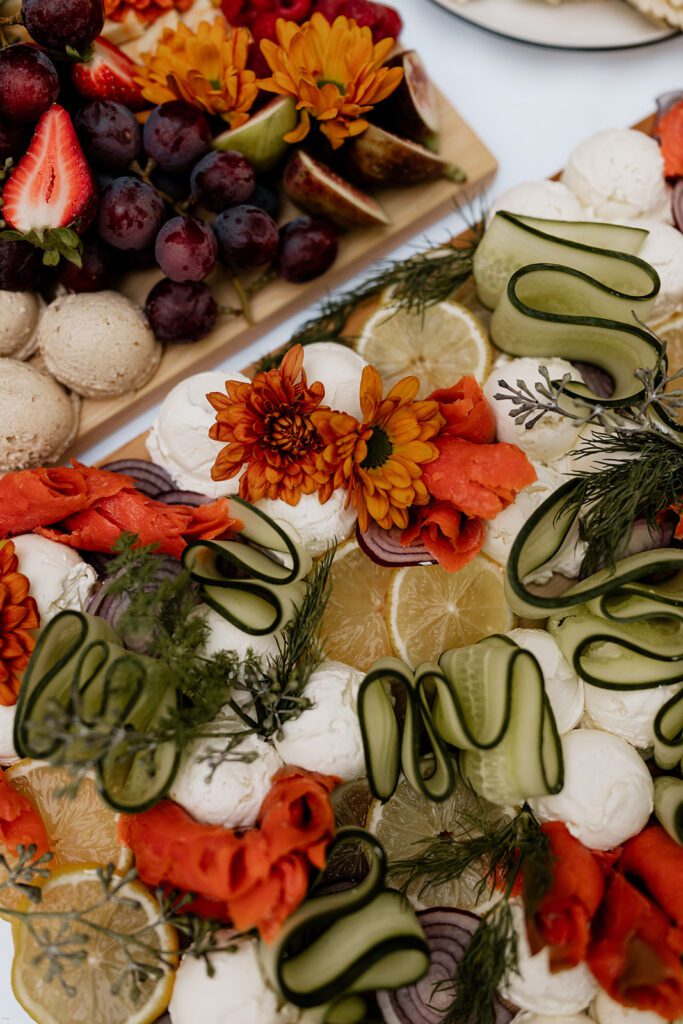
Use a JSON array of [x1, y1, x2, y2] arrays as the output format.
[[232, 275, 254, 324]]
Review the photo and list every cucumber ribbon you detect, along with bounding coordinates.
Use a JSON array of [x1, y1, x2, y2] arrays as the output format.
[[261, 829, 429, 1023], [506, 477, 683, 843], [473, 212, 663, 409], [183, 497, 312, 636], [357, 639, 563, 807]]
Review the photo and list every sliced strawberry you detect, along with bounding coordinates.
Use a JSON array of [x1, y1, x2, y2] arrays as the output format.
[[2, 104, 97, 235], [71, 37, 146, 111]]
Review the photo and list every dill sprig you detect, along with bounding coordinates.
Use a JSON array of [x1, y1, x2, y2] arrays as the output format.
[[391, 808, 553, 1024], [1, 851, 241, 1003]]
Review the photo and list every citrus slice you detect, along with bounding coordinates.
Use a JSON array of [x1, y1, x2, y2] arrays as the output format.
[[320, 538, 393, 672], [386, 556, 514, 668], [327, 779, 374, 882], [12, 864, 177, 1024], [5, 761, 130, 871], [355, 298, 491, 398], [367, 772, 506, 911]]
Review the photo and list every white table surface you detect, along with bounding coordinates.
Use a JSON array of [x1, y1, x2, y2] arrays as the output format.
[[2, 3, 683, 1020]]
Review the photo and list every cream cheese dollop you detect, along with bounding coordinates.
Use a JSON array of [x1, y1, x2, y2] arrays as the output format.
[[487, 181, 586, 224], [256, 488, 357, 558], [0, 705, 18, 765], [11, 534, 97, 623], [301, 341, 367, 418], [583, 680, 683, 750], [506, 628, 584, 734]]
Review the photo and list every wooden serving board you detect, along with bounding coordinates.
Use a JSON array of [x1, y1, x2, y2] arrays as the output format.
[[66, 89, 497, 458]]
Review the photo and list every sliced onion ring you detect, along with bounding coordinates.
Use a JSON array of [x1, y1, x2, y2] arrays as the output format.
[[672, 180, 683, 233], [357, 521, 436, 568], [100, 459, 174, 498], [156, 488, 212, 507], [376, 907, 515, 1024]]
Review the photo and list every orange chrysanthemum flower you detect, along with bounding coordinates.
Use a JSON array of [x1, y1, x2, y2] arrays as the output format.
[[135, 18, 258, 125], [0, 541, 39, 708], [208, 345, 335, 506], [104, 0, 193, 24], [312, 367, 444, 531], [258, 13, 403, 148]]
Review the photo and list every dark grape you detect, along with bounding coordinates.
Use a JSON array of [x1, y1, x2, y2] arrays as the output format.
[[97, 176, 166, 252], [22, 0, 104, 51], [143, 101, 211, 173], [154, 216, 217, 283], [0, 45, 59, 124], [214, 204, 278, 270], [145, 279, 217, 343], [249, 182, 279, 222], [278, 216, 338, 283], [59, 237, 110, 292], [75, 100, 141, 172], [0, 240, 43, 290], [190, 150, 255, 213]]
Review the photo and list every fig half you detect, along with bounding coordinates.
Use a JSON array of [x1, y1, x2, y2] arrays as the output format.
[[284, 149, 391, 228], [374, 50, 441, 145], [345, 125, 465, 186]]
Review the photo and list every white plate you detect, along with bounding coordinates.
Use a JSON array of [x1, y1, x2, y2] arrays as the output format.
[[429, 0, 678, 49]]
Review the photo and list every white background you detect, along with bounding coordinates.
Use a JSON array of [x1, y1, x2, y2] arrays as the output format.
[[2, 2, 683, 1019]]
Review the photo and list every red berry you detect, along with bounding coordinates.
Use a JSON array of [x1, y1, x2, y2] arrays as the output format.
[[278, 215, 338, 283], [2, 104, 97, 234], [276, 0, 312, 20], [71, 37, 146, 110], [145, 279, 217, 343], [0, 45, 59, 124], [22, 0, 105, 52], [249, 10, 280, 39], [154, 216, 218, 283]]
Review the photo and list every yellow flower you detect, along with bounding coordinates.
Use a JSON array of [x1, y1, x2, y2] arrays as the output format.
[[134, 18, 259, 126], [312, 367, 444, 531], [258, 13, 403, 148]]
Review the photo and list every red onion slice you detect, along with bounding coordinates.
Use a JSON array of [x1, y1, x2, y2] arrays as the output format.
[[571, 361, 613, 400], [100, 459, 175, 498], [377, 907, 515, 1024], [86, 557, 188, 651], [155, 488, 212, 507], [357, 521, 437, 568], [672, 180, 683, 233]]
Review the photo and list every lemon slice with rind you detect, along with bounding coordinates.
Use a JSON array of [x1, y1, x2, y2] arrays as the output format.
[[11, 864, 177, 1024], [355, 298, 491, 398], [386, 556, 514, 668]]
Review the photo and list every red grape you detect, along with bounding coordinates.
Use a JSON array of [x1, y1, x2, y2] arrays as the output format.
[[58, 237, 110, 291], [22, 0, 105, 52], [0, 45, 59, 124], [190, 150, 255, 213], [0, 239, 43, 290], [278, 216, 338, 283], [97, 176, 166, 251], [145, 279, 217, 343], [214, 204, 278, 270], [143, 101, 211, 173], [154, 216, 217, 283], [75, 100, 141, 172]]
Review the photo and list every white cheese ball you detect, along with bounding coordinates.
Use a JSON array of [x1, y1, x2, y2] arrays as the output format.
[[507, 629, 584, 734], [592, 989, 682, 1023], [169, 934, 295, 1024], [583, 681, 683, 750], [0, 291, 42, 360], [501, 902, 598, 1015], [256, 488, 357, 558], [483, 357, 585, 464], [200, 604, 285, 666], [487, 181, 586, 225], [513, 1013, 593, 1024], [0, 705, 18, 765], [632, 220, 683, 324], [484, 463, 570, 569], [170, 725, 283, 830], [561, 129, 671, 222], [11, 534, 97, 623], [146, 370, 249, 499], [302, 341, 367, 419], [528, 729, 653, 850], [273, 660, 365, 780]]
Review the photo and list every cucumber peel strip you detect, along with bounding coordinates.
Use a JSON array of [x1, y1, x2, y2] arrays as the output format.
[[473, 212, 663, 408], [183, 497, 312, 635], [358, 637, 563, 807], [261, 828, 429, 1021]]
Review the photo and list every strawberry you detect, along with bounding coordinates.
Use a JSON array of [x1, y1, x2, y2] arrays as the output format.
[[71, 37, 146, 111], [1, 104, 97, 266]]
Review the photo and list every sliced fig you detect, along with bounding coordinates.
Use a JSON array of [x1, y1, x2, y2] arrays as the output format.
[[374, 50, 441, 144], [344, 124, 465, 186], [284, 149, 390, 228]]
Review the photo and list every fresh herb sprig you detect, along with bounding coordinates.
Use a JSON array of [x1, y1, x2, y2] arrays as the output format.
[[391, 807, 553, 1024]]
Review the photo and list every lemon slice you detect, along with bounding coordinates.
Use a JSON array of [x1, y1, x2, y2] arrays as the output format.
[[6, 761, 130, 872], [355, 298, 491, 398], [386, 556, 515, 668], [319, 539, 393, 672], [367, 772, 507, 911], [12, 864, 177, 1024]]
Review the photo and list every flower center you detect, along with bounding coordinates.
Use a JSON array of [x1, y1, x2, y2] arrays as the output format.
[[317, 78, 346, 95], [362, 426, 393, 469], [266, 410, 319, 457]]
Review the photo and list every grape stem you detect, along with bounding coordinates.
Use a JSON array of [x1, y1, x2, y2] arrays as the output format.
[[0, 12, 21, 25], [231, 274, 254, 324], [129, 158, 188, 217]]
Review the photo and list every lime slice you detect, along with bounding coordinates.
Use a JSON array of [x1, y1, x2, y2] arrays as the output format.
[[213, 97, 297, 173]]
